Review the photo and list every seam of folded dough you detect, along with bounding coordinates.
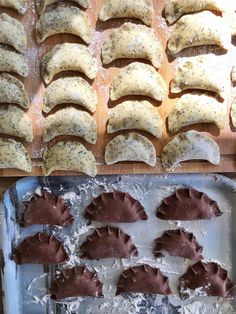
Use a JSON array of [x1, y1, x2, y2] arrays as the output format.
[[36, 5, 93, 44], [168, 11, 231, 54], [43, 76, 97, 113], [0, 45, 29, 77], [161, 130, 220, 170], [107, 100, 163, 138], [105, 132, 156, 166], [0, 13, 27, 54], [110, 62, 167, 101], [171, 55, 231, 99], [41, 43, 98, 84], [42, 141, 97, 176], [0, 0, 27, 14], [43, 107, 97, 144], [99, 0, 154, 26], [168, 93, 227, 133], [102, 22, 164, 68], [0, 105, 33, 142], [0, 137, 32, 172], [0, 73, 29, 109], [164, 0, 224, 25], [36, 0, 89, 15]]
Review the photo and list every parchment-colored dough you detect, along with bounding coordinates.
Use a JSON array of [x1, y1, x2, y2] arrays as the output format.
[[0, 0, 27, 14], [36, 0, 89, 15]]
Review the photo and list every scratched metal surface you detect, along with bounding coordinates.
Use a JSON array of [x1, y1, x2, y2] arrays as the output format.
[[0, 174, 236, 314]]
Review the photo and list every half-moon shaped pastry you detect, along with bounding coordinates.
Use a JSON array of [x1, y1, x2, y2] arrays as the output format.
[[0, 105, 33, 142], [154, 229, 203, 260], [116, 264, 172, 295], [164, 0, 224, 25], [105, 132, 156, 167], [12, 232, 69, 264], [99, 0, 154, 26], [161, 130, 220, 171], [0, 0, 27, 14], [43, 77, 97, 113], [36, 5, 93, 44], [107, 101, 163, 138], [156, 188, 222, 220], [84, 190, 148, 222], [0, 138, 31, 172], [43, 107, 97, 144], [110, 62, 167, 101], [41, 43, 98, 83], [0, 45, 29, 77], [171, 55, 230, 99], [50, 267, 103, 300], [168, 93, 227, 133], [231, 98, 236, 128], [80, 226, 138, 259], [37, 0, 90, 15], [42, 141, 97, 177], [0, 73, 29, 109], [20, 191, 74, 227], [102, 22, 164, 68], [0, 13, 27, 54], [168, 11, 230, 54], [179, 261, 235, 298]]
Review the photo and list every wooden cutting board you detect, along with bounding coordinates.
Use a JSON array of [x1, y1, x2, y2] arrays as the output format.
[[1, 0, 236, 177]]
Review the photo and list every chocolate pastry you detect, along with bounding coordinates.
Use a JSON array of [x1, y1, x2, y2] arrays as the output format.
[[84, 190, 148, 223], [50, 266, 103, 300], [116, 264, 171, 295], [157, 188, 222, 220], [179, 261, 235, 299], [80, 226, 138, 259], [20, 191, 74, 227], [154, 229, 203, 260], [13, 232, 69, 264]]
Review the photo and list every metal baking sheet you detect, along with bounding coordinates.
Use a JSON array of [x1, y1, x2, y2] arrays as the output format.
[[1, 174, 236, 314]]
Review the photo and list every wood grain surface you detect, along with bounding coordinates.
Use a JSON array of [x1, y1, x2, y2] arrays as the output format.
[[1, 0, 236, 177]]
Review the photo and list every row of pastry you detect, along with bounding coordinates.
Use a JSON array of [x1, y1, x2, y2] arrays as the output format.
[[11, 188, 234, 299]]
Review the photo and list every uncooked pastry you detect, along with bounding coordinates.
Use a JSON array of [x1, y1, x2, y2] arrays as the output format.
[[37, 0, 90, 15], [231, 98, 236, 128], [36, 5, 93, 44], [110, 62, 167, 101], [107, 100, 163, 138], [41, 43, 98, 83], [102, 22, 164, 68], [105, 132, 156, 166], [0, 0, 27, 14], [43, 107, 97, 144], [161, 130, 220, 170], [43, 77, 97, 113], [42, 141, 97, 177]]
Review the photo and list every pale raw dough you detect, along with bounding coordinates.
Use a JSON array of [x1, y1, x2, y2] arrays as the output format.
[[36, 5, 93, 44], [168, 93, 227, 133], [110, 62, 167, 101], [171, 54, 231, 99], [0, 105, 33, 142], [0, 13, 27, 54], [161, 130, 220, 170], [43, 77, 97, 113], [41, 43, 98, 84], [0, 137, 31, 172], [99, 0, 154, 26], [0, 73, 29, 109], [105, 132, 156, 166], [42, 141, 97, 177], [43, 107, 97, 144], [0, 45, 29, 77], [107, 100, 163, 138], [164, 0, 224, 24], [231, 98, 236, 128], [37, 0, 89, 15], [168, 11, 231, 54], [102, 22, 164, 68], [0, 0, 27, 14]]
